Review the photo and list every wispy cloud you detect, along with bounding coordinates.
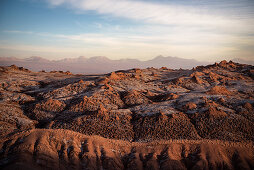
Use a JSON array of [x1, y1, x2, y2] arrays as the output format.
[[1, 29, 241, 47], [46, 0, 240, 28]]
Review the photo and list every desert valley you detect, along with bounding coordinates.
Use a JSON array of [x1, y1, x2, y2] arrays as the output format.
[[0, 60, 253, 169]]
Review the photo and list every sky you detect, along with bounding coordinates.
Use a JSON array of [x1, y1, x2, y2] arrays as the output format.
[[0, 0, 254, 62]]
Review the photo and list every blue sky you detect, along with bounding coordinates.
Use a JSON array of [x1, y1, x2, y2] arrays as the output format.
[[0, 0, 254, 61]]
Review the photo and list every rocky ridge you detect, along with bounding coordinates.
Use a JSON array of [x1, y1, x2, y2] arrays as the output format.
[[0, 60, 254, 169]]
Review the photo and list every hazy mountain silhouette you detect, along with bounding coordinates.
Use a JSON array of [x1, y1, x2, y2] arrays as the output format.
[[232, 58, 254, 65], [1, 56, 210, 74]]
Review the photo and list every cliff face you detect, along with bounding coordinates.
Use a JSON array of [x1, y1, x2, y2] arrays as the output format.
[[0, 60, 254, 169]]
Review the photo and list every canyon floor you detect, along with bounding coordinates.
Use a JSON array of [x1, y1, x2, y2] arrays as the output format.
[[0, 60, 254, 170]]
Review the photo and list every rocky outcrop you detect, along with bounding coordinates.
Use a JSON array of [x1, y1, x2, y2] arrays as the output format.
[[30, 99, 66, 121], [123, 90, 150, 106], [207, 86, 232, 95]]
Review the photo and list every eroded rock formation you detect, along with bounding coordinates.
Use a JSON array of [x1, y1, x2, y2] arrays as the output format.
[[0, 61, 254, 169]]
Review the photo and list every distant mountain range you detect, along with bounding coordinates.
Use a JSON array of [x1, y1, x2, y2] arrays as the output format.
[[0, 56, 253, 74]]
